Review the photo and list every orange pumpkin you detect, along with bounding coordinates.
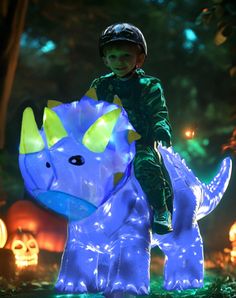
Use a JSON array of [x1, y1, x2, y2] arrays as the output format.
[[5, 200, 67, 252], [0, 218, 7, 248]]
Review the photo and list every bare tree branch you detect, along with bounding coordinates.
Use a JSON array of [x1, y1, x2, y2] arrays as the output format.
[[0, 0, 28, 149]]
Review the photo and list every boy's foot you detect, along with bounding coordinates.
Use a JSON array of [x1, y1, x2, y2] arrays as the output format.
[[152, 209, 173, 235]]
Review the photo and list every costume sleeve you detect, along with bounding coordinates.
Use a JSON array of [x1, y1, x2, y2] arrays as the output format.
[[142, 78, 172, 145]]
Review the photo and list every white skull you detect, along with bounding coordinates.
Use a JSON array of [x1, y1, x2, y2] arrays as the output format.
[[11, 232, 39, 268]]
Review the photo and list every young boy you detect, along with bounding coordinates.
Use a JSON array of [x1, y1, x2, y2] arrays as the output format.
[[90, 22, 173, 234]]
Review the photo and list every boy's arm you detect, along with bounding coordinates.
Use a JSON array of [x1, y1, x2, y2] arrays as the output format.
[[90, 78, 100, 89], [142, 79, 172, 146]]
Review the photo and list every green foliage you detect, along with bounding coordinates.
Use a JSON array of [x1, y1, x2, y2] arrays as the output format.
[[197, 0, 236, 75]]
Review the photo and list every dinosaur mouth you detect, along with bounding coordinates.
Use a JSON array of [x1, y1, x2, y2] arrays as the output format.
[[36, 190, 97, 221]]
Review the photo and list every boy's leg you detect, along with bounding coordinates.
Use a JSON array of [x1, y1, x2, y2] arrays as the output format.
[[161, 157, 174, 215], [134, 145, 173, 234]]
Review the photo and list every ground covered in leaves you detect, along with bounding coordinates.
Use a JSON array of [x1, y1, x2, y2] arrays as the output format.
[[0, 250, 235, 298]]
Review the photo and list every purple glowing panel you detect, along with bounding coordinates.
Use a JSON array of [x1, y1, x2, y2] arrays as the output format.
[[18, 95, 232, 295]]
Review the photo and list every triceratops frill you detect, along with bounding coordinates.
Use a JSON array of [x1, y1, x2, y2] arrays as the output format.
[[18, 92, 232, 296]]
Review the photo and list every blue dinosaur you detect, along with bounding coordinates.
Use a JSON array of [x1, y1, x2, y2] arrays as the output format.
[[18, 90, 232, 297]]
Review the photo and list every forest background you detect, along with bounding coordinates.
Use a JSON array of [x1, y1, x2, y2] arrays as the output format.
[[0, 0, 235, 251]]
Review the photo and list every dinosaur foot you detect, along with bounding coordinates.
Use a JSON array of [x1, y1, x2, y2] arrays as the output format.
[[104, 283, 149, 296], [163, 278, 203, 291], [55, 278, 88, 293]]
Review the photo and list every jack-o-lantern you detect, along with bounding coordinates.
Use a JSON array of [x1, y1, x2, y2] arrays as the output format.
[[229, 221, 236, 264], [0, 218, 7, 248], [11, 230, 39, 268]]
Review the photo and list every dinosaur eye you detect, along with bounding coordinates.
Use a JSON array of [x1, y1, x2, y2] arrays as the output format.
[[46, 162, 51, 168], [69, 155, 85, 166]]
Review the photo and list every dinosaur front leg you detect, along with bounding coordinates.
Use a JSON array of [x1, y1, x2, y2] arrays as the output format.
[[55, 223, 109, 293], [55, 242, 102, 293], [104, 237, 151, 296]]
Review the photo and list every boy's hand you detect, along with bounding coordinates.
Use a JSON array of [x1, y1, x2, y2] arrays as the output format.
[[160, 140, 172, 148], [155, 139, 171, 148]]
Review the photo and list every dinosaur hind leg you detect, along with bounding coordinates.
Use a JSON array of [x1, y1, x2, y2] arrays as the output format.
[[160, 224, 204, 291], [157, 187, 204, 290]]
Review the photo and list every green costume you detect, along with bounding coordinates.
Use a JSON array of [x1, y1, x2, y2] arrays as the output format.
[[91, 68, 172, 212]]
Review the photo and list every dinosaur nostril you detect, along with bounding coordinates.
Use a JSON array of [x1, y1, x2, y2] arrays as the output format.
[[46, 162, 51, 168], [69, 155, 85, 166]]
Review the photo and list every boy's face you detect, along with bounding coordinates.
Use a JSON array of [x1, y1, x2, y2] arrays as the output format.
[[103, 42, 145, 78]]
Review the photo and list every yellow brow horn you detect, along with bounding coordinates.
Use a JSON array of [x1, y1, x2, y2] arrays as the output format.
[[82, 108, 121, 153]]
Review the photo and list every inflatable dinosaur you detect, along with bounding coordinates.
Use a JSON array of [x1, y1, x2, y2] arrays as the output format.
[[18, 90, 232, 296]]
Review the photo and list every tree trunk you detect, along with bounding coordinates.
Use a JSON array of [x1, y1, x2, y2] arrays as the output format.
[[0, 0, 28, 149]]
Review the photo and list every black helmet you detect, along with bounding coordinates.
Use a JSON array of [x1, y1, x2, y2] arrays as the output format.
[[99, 23, 147, 57]]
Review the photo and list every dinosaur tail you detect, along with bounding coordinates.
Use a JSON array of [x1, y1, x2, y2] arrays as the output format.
[[197, 157, 232, 221]]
